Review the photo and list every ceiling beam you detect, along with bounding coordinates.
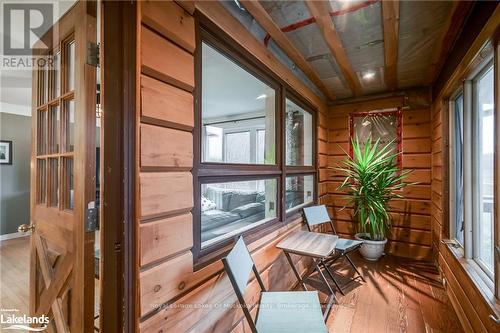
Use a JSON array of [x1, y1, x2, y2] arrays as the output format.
[[425, 1, 474, 85], [239, 0, 335, 100], [306, 1, 363, 97], [381, 0, 400, 91]]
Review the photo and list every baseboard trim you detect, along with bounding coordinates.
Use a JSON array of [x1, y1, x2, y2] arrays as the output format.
[[0, 231, 30, 242]]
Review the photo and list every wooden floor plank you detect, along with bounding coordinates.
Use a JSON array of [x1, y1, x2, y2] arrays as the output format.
[[1, 238, 464, 333]]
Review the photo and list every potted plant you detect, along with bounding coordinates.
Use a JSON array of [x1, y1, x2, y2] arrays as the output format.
[[336, 138, 414, 261]]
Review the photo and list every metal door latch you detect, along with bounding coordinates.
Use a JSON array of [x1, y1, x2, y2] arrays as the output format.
[[86, 201, 98, 232]]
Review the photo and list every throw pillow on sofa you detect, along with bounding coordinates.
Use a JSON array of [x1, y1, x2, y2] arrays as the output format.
[[230, 202, 265, 218]]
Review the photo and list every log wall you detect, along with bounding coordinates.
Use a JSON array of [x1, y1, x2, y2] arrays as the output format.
[[135, 1, 330, 332], [325, 90, 434, 261]]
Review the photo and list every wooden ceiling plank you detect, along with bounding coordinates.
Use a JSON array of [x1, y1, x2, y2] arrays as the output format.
[[381, 0, 400, 91], [425, 1, 474, 85], [240, 0, 335, 100], [306, 1, 363, 97]]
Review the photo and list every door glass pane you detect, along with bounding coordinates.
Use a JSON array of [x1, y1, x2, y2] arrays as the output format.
[[201, 42, 276, 164], [49, 104, 60, 153], [476, 67, 494, 272], [200, 179, 277, 248], [48, 158, 59, 207], [65, 99, 75, 152], [64, 158, 74, 210], [37, 109, 47, 155], [454, 94, 464, 245], [286, 99, 313, 166], [66, 41, 76, 91], [52, 51, 61, 98], [38, 60, 48, 106], [37, 159, 46, 204], [225, 131, 250, 163], [285, 175, 314, 211]]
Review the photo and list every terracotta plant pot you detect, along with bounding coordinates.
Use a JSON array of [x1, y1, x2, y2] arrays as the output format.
[[355, 233, 387, 261]]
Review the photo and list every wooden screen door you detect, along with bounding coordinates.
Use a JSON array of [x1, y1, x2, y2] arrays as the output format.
[[21, 1, 97, 331]]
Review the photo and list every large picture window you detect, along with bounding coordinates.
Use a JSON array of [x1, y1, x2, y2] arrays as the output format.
[[195, 27, 316, 262], [201, 42, 276, 165]]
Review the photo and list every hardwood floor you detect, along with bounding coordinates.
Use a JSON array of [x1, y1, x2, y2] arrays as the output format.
[[322, 253, 463, 333], [0, 237, 462, 333], [0, 237, 30, 316]]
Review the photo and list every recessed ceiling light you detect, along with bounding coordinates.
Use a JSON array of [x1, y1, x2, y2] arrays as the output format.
[[256, 94, 267, 100], [362, 71, 375, 80]]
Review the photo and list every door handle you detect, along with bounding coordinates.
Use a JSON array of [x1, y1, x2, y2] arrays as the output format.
[[489, 314, 500, 324], [18, 224, 35, 233]]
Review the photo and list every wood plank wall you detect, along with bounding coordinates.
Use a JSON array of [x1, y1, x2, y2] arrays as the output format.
[[135, 1, 330, 332], [325, 90, 434, 261]]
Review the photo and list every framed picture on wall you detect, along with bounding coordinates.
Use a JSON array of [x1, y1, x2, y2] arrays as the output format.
[[0, 140, 12, 165], [349, 108, 403, 167]]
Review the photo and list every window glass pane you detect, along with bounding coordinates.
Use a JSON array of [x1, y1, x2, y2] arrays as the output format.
[[37, 109, 47, 155], [52, 51, 61, 98], [202, 42, 275, 164], [476, 67, 494, 272], [351, 112, 398, 156], [225, 131, 250, 163], [67, 41, 75, 91], [64, 158, 74, 210], [65, 99, 75, 152], [286, 99, 313, 166], [201, 179, 277, 248], [454, 94, 464, 245], [37, 159, 46, 204], [285, 175, 314, 211], [256, 130, 266, 164], [49, 104, 60, 153], [48, 158, 59, 207], [38, 58, 48, 105]]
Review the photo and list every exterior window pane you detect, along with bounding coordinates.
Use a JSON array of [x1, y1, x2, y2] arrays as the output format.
[[286, 99, 313, 166], [454, 94, 464, 245], [201, 179, 277, 248], [256, 130, 266, 164], [225, 131, 250, 163], [201, 42, 276, 164], [476, 67, 494, 273], [285, 175, 314, 211]]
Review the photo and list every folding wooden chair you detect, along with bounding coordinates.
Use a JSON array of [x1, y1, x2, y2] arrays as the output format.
[[303, 205, 365, 295], [222, 237, 328, 333]]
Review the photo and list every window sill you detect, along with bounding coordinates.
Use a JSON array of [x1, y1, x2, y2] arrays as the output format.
[[443, 242, 500, 318]]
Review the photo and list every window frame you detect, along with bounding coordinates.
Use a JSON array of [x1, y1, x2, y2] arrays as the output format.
[[193, 15, 318, 268], [448, 89, 465, 248], [471, 62, 495, 278], [448, 58, 496, 281]]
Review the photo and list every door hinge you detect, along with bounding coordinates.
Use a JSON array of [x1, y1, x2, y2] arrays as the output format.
[[86, 201, 98, 232], [87, 42, 100, 67]]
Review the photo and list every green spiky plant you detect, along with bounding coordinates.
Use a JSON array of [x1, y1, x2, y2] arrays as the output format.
[[336, 138, 415, 241]]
